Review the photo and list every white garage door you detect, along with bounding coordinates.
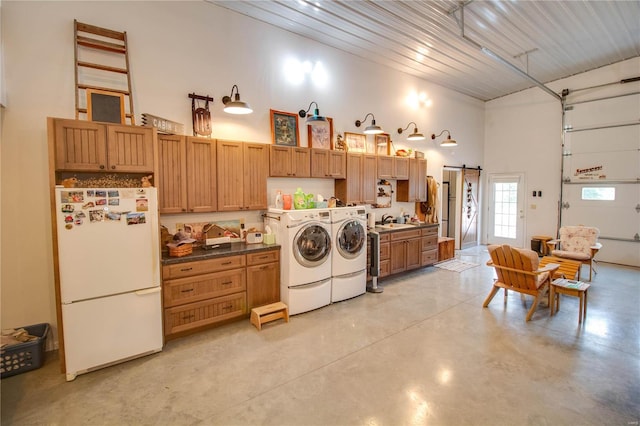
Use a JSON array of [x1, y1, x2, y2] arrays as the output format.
[[562, 87, 640, 267]]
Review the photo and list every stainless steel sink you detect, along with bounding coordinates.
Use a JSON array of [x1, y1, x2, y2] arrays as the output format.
[[375, 223, 416, 230]]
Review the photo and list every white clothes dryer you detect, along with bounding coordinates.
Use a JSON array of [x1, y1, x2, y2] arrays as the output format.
[[264, 208, 332, 315], [330, 207, 367, 302]]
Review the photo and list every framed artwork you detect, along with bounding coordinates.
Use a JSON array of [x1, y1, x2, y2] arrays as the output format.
[[86, 89, 125, 124], [375, 133, 391, 155], [344, 131, 366, 153], [307, 117, 334, 149], [270, 109, 299, 146]]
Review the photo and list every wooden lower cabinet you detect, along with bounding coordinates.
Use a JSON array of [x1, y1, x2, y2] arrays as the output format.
[[421, 226, 439, 266], [369, 225, 439, 280], [162, 249, 280, 339], [246, 250, 280, 310], [164, 292, 246, 335], [389, 229, 422, 274]]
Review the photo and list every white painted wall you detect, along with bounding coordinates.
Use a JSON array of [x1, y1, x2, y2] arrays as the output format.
[[1, 1, 484, 347], [484, 57, 640, 248]]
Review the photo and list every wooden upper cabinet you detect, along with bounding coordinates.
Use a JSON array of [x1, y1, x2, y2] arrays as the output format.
[[217, 140, 244, 211], [157, 134, 187, 214], [243, 143, 269, 210], [397, 158, 427, 202], [186, 137, 217, 213], [106, 125, 154, 172], [377, 155, 409, 180], [53, 119, 153, 172], [362, 154, 377, 204], [270, 146, 310, 177], [217, 141, 269, 211], [55, 119, 106, 171], [310, 149, 329, 178], [395, 157, 410, 180], [334, 153, 363, 204], [377, 156, 393, 179], [311, 149, 346, 178]]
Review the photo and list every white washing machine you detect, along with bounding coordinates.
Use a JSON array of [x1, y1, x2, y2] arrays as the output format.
[[330, 207, 367, 302], [264, 208, 332, 315]]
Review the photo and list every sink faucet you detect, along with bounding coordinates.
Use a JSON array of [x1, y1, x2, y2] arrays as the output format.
[[381, 214, 393, 224]]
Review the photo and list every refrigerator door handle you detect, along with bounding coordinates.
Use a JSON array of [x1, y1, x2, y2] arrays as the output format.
[[135, 287, 161, 296]]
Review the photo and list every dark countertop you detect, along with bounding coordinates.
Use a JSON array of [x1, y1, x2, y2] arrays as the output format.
[[371, 222, 439, 233], [162, 242, 281, 265]]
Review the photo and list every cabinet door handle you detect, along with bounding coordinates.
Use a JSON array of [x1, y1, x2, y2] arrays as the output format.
[[182, 314, 195, 320], [221, 281, 233, 285], [180, 288, 194, 293], [100, 165, 105, 170], [259, 265, 270, 270], [111, 165, 116, 169], [180, 267, 193, 272], [222, 304, 234, 311], [221, 261, 232, 265]]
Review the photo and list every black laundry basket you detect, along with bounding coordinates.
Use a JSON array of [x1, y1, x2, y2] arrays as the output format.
[[0, 323, 49, 378]]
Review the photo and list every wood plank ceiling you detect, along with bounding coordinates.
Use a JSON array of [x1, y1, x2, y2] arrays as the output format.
[[206, 0, 640, 101]]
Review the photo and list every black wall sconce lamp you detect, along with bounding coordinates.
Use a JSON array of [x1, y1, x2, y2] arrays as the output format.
[[298, 101, 327, 125], [355, 112, 384, 134], [222, 84, 253, 115], [431, 129, 458, 147], [397, 122, 425, 141]]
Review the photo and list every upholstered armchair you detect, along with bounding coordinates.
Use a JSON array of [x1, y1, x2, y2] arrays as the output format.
[[547, 226, 602, 281], [484, 244, 560, 321]]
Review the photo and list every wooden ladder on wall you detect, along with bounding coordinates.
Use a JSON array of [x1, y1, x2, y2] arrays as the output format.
[[74, 20, 135, 125]]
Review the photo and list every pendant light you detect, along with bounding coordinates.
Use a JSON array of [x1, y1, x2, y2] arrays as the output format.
[[397, 122, 425, 141], [222, 84, 253, 115], [431, 130, 458, 147], [355, 112, 384, 134]]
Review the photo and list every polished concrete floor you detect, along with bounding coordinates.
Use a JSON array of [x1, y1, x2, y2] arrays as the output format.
[[2, 246, 639, 425]]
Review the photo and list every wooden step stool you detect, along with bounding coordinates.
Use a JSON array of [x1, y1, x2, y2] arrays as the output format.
[[250, 302, 289, 330]]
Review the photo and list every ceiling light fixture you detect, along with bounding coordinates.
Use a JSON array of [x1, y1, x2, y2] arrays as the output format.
[[355, 112, 383, 134], [298, 101, 327, 125], [431, 130, 458, 147], [397, 122, 425, 141], [222, 84, 253, 114]]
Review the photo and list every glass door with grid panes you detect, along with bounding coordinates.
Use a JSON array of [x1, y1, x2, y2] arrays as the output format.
[[487, 173, 525, 248]]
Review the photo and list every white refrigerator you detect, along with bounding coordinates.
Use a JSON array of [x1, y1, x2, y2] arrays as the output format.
[[55, 187, 163, 381]]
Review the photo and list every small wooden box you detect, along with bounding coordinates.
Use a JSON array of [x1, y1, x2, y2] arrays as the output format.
[[438, 237, 455, 261], [169, 243, 193, 257]]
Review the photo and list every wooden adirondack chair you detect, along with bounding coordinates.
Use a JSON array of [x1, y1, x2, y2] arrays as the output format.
[[484, 244, 560, 321]]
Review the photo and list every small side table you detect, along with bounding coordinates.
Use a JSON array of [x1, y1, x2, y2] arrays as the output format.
[[550, 279, 591, 324], [531, 235, 553, 256], [539, 256, 581, 280]]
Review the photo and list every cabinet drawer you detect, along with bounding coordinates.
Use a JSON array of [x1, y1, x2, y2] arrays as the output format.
[[164, 292, 246, 335], [163, 268, 246, 308], [246, 249, 280, 266], [389, 229, 421, 241], [380, 242, 390, 260], [163, 255, 246, 279], [421, 249, 438, 266], [421, 235, 438, 251], [379, 233, 390, 243], [421, 226, 438, 237]]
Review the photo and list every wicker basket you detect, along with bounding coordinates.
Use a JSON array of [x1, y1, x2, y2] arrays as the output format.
[[169, 243, 193, 257]]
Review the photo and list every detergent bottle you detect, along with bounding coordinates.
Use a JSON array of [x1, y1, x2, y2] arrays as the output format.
[[293, 188, 306, 209]]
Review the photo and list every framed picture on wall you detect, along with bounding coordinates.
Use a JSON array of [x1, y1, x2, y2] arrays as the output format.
[[344, 132, 366, 153], [307, 117, 334, 149], [270, 109, 299, 146], [375, 133, 391, 155]]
